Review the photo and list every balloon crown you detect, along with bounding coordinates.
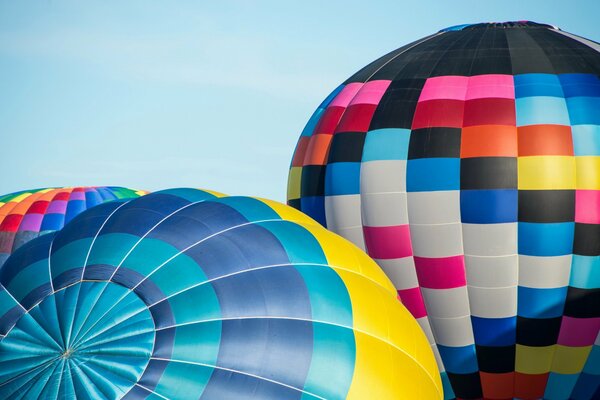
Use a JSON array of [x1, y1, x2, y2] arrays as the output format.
[[440, 21, 559, 32]]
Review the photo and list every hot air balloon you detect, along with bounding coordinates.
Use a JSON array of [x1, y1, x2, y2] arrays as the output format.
[[0, 188, 441, 399], [0, 187, 147, 267], [287, 21, 600, 400]]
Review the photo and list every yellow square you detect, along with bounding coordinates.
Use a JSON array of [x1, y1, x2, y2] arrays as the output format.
[[551, 345, 592, 374], [576, 156, 600, 189], [287, 167, 302, 200], [518, 156, 575, 190], [515, 344, 555, 374]]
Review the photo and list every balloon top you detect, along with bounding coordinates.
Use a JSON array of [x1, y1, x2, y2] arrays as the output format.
[[440, 21, 559, 32]]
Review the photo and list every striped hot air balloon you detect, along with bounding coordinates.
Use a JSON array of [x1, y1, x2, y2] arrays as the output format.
[[0, 187, 147, 267], [0, 188, 441, 399]]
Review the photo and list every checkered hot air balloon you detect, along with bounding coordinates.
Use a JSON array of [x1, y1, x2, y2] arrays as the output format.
[[0, 187, 147, 267], [0, 189, 442, 399], [287, 21, 600, 400]]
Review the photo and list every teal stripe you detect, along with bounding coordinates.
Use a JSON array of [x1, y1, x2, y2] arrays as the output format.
[[167, 282, 221, 325], [215, 197, 280, 222], [147, 253, 209, 298], [169, 320, 221, 365], [154, 362, 215, 399], [257, 221, 327, 264], [87, 233, 141, 267], [49, 238, 94, 282], [6, 259, 49, 303], [570, 255, 600, 289]]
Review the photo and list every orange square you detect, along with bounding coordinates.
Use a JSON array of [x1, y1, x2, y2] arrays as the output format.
[[460, 125, 518, 157], [518, 125, 573, 156], [304, 134, 333, 165]]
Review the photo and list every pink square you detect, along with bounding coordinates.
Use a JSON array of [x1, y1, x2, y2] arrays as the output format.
[[576, 190, 600, 224], [466, 74, 515, 100], [46, 200, 68, 214], [349, 80, 392, 106], [397, 287, 427, 318], [329, 82, 363, 108], [363, 225, 413, 259], [418, 75, 468, 102], [18, 214, 43, 232], [557, 316, 600, 346], [414, 255, 467, 289]]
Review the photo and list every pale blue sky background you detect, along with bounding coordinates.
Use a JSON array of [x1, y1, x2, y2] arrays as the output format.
[[1, 1, 598, 201]]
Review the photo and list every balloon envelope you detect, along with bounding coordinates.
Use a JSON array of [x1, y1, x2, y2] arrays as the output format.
[[288, 21, 600, 400], [0, 188, 441, 399], [0, 187, 147, 266]]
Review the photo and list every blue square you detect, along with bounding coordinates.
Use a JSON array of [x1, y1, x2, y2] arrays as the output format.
[[518, 222, 574, 256], [460, 189, 518, 223], [517, 286, 568, 318], [362, 128, 411, 161], [325, 162, 360, 195], [437, 344, 478, 374], [514, 74, 563, 98], [406, 158, 460, 192], [471, 316, 516, 346]]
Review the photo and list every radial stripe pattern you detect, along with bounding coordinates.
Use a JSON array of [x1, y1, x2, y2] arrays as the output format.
[[0, 188, 442, 400], [287, 21, 600, 400], [0, 187, 147, 267]]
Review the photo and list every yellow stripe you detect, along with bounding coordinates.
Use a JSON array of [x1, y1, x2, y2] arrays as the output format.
[[515, 345, 555, 374], [287, 167, 302, 200], [256, 198, 321, 228], [576, 156, 600, 189], [551, 345, 592, 374], [518, 156, 575, 189], [335, 268, 441, 399]]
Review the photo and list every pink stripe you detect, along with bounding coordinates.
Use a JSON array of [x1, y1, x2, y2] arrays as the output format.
[[397, 287, 427, 318], [349, 80, 391, 105], [329, 82, 363, 108], [46, 200, 67, 214], [418, 75, 468, 101], [414, 256, 467, 289], [18, 214, 44, 232], [363, 225, 413, 259], [576, 190, 600, 223], [557, 316, 600, 346], [466, 74, 515, 100]]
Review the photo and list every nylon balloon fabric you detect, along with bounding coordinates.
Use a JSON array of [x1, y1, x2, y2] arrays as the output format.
[[287, 21, 600, 400], [0, 187, 147, 267], [0, 188, 442, 400]]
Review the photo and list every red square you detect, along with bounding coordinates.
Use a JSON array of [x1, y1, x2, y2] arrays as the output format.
[[335, 103, 377, 133], [518, 125, 573, 156], [412, 99, 464, 129], [53, 192, 70, 201], [291, 136, 310, 167], [314, 106, 345, 135], [0, 214, 23, 232], [514, 372, 548, 399], [463, 98, 516, 127], [27, 201, 50, 214]]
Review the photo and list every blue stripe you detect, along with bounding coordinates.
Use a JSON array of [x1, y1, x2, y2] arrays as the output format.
[[362, 128, 411, 161], [518, 222, 574, 256], [567, 97, 600, 125], [570, 255, 600, 289], [514, 74, 564, 98], [517, 286, 568, 318], [40, 213, 65, 231], [460, 189, 518, 223], [572, 125, 600, 156], [559, 73, 600, 97], [325, 162, 360, 196], [516, 96, 570, 126], [471, 316, 516, 346], [437, 345, 479, 374], [544, 372, 579, 399], [407, 158, 460, 192]]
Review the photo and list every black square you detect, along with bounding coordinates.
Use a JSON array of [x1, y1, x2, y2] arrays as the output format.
[[564, 287, 600, 318], [460, 157, 518, 189], [300, 165, 326, 197], [446, 371, 483, 399], [369, 79, 425, 130], [476, 345, 515, 373], [327, 132, 366, 163], [573, 223, 600, 256], [516, 316, 562, 346], [408, 127, 461, 159], [518, 190, 575, 222]]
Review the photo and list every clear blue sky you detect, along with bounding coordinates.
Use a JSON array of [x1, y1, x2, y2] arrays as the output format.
[[1, 0, 598, 201]]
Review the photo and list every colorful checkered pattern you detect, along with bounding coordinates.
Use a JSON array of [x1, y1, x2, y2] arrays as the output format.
[[288, 21, 600, 400], [0, 189, 442, 400], [0, 187, 147, 267]]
